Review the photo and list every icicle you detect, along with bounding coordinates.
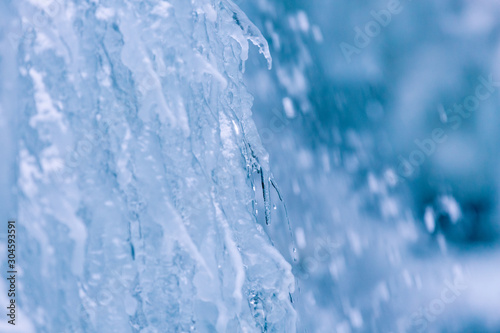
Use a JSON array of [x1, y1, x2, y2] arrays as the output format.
[[271, 177, 298, 262], [261, 167, 272, 225], [222, 0, 273, 70], [270, 177, 293, 235]]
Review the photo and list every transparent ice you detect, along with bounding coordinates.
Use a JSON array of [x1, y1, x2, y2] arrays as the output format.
[[1, 0, 500, 332], [1, 0, 294, 332]]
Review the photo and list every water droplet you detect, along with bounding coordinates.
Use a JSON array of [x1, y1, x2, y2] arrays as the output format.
[[273, 204, 277, 210]]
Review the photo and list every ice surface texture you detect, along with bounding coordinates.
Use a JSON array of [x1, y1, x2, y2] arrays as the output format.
[[0, 0, 295, 332]]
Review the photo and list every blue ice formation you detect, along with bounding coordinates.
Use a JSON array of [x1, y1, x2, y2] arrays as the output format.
[[0, 0, 295, 332], [3, 0, 500, 332]]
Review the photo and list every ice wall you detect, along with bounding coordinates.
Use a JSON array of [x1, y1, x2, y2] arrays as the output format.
[[0, 0, 296, 332]]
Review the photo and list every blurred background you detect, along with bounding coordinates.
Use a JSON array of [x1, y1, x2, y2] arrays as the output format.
[[239, 0, 500, 331]]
